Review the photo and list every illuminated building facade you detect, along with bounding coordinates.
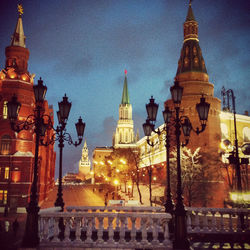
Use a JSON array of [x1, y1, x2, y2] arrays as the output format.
[[92, 3, 250, 207], [0, 9, 56, 213], [137, 3, 250, 207]]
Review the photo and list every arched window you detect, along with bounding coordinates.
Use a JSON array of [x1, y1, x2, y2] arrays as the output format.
[[221, 123, 228, 140], [3, 101, 8, 119], [243, 127, 250, 142], [0, 135, 11, 155]]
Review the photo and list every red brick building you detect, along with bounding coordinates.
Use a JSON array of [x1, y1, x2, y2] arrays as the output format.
[[0, 9, 56, 213]]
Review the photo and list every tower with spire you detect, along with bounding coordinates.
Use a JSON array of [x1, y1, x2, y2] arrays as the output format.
[[78, 140, 91, 180], [0, 5, 55, 212], [113, 70, 138, 148], [165, 1, 221, 151]]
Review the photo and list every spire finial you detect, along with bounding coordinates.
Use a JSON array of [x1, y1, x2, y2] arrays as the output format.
[[17, 4, 24, 16], [124, 69, 127, 76], [189, 0, 192, 6]]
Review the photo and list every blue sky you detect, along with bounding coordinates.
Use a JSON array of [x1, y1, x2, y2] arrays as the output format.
[[1, 0, 250, 178]]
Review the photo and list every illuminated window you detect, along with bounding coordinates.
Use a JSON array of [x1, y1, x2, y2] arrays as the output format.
[[243, 127, 250, 142], [0, 135, 11, 155], [4, 167, 9, 179], [221, 123, 228, 140], [0, 190, 8, 204], [3, 101, 8, 119]]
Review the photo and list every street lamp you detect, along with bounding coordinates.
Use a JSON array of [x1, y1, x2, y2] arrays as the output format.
[[42, 94, 85, 211], [143, 97, 174, 214], [7, 77, 48, 247], [143, 80, 210, 250], [221, 87, 242, 196], [170, 80, 210, 250], [221, 87, 249, 218]]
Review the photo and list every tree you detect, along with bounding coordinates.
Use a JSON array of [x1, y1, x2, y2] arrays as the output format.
[[125, 147, 143, 204], [170, 147, 222, 207]]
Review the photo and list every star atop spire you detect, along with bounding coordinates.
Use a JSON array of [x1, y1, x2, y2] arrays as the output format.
[[124, 69, 127, 75], [11, 4, 26, 47], [18, 4, 24, 16]]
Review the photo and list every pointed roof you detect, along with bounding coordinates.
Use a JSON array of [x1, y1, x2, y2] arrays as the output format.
[[185, 2, 196, 21], [176, 2, 207, 76], [11, 4, 26, 48], [121, 70, 130, 104], [83, 140, 87, 148]]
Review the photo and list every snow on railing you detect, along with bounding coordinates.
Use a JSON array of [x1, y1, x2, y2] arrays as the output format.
[[39, 209, 172, 249], [186, 207, 250, 234]]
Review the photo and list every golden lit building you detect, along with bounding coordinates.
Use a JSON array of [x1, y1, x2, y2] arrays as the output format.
[[92, 3, 249, 207], [0, 7, 56, 213]]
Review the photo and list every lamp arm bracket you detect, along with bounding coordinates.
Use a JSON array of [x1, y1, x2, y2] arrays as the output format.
[[194, 124, 206, 135], [40, 132, 57, 146], [64, 132, 82, 147], [146, 137, 158, 147], [10, 115, 36, 132]]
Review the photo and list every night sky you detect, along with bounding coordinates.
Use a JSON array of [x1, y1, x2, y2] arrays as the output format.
[[1, 0, 250, 179]]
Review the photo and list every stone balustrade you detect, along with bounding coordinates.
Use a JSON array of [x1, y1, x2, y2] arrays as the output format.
[[39, 206, 172, 249], [186, 207, 250, 234], [38, 206, 250, 249]]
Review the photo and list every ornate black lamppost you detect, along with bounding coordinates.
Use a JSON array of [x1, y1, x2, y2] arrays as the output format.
[[143, 80, 210, 249], [51, 94, 85, 211], [221, 87, 243, 197], [7, 77, 48, 247], [170, 80, 210, 249], [143, 97, 174, 214], [221, 87, 249, 228]]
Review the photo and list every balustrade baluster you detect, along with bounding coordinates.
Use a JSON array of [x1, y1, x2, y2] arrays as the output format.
[[130, 216, 137, 245], [63, 217, 71, 242], [75, 217, 81, 242], [151, 217, 159, 245], [107, 215, 115, 244], [119, 215, 126, 244], [141, 217, 148, 246], [210, 210, 217, 233], [194, 210, 200, 232], [220, 212, 225, 232], [228, 212, 233, 232], [42, 217, 49, 242], [51, 217, 60, 242], [85, 217, 93, 243], [163, 217, 171, 248], [186, 210, 192, 232], [203, 210, 209, 232], [97, 215, 104, 244]]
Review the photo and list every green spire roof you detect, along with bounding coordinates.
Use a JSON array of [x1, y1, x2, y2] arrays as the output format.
[[186, 2, 196, 22], [121, 71, 130, 104]]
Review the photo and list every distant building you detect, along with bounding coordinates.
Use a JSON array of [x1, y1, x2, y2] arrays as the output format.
[[136, 3, 250, 207], [112, 70, 139, 149], [92, 2, 250, 207], [78, 140, 91, 180], [93, 71, 139, 179], [0, 8, 56, 213]]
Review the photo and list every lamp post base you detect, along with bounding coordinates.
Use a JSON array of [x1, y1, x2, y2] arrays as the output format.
[[173, 207, 190, 250], [22, 205, 40, 247]]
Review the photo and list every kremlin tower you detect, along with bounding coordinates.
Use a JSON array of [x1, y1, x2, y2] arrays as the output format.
[[165, 2, 221, 152], [113, 70, 138, 148], [78, 140, 91, 180], [0, 5, 55, 213]]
